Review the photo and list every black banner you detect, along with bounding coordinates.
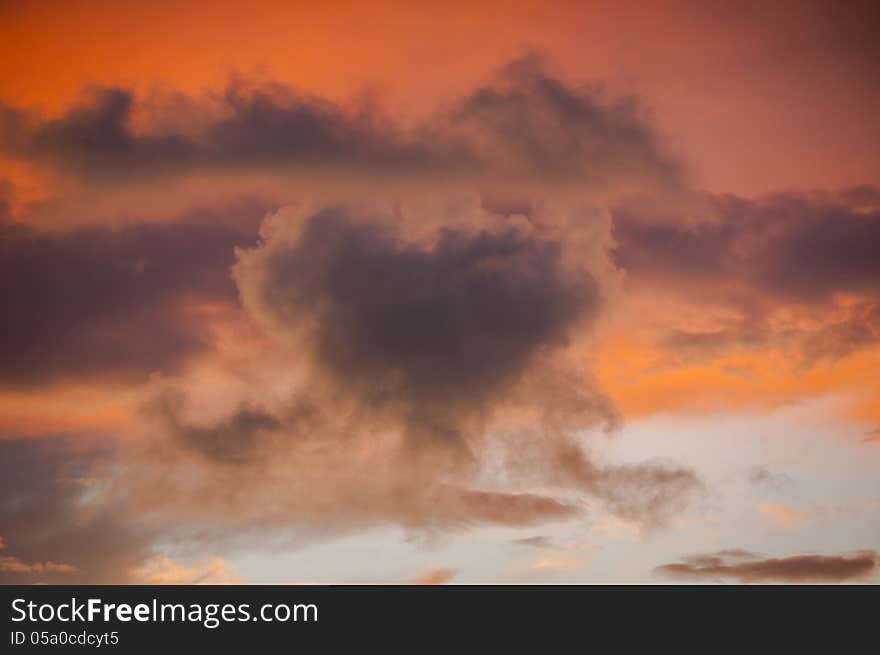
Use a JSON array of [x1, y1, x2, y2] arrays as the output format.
[[1, 585, 876, 651]]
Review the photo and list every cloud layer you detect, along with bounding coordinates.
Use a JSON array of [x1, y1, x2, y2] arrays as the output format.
[[0, 55, 687, 208], [612, 189, 880, 367], [121, 201, 700, 539], [0, 437, 149, 584], [0, 199, 267, 385], [1, 53, 876, 583], [656, 550, 878, 583]]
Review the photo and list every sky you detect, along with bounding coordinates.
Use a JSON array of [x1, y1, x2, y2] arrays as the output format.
[[0, 0, 878, 584]]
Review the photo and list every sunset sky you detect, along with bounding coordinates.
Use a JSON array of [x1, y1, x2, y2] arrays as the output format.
[[1, 0, 878, 584]]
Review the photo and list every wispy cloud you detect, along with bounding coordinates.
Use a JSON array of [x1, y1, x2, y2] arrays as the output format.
[[656, 550, 878, 583]]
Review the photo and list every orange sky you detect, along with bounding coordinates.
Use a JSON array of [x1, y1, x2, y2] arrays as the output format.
[[0, 1, 878, 586], [1, 0, 878, 435]]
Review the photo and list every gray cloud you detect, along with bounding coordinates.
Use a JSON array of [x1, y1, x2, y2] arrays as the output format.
[[204, 204, 700, 528], [238, 206, 597, 452], [0, 198, 268, 385], [451, 55, 684, 190], [614, 190, 880, 304], [0, 178, 12, 220], [613, 189, 880, 364], [0, 436, 149, 584], [0, 56, 711, 575], [77, 200, 699, 545], [0, 55, 685, 198]]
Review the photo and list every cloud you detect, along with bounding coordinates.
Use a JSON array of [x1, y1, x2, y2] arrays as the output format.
[[0, 56, 709, 579], [0, 430, 585, 584], [146, 389, 284, 465], [0, 55, 687, 204], [230, 203, 698, 524], [237, 205, 597, 452], [612, 189, 880, 366], [656, 550, 878, 583], [448, 54, 686, 192], [502, 437, 703, 528], [127, 429, 584, 534], [614, 190, 880, 304], [20, 189, 699, 552], [103, 200, 700, 543], [0, 198, 268, 385], [132, 555, 238, 585], [0, 536, 77, 575], [410, 567, 456, 585], [0, 85, 464, 184], [0, 178, 12, 220], [0, 437, 150, 584]]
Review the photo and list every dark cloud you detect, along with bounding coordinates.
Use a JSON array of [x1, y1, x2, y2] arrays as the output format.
[[613, 189, 880, 363], [0, 56, 707, 564], [0, 199, 268, 385], [0, 86, 467, 183], [0, 198, 684, 544], [0, 436, 149, 584], [450, 54, 685, 189], [655, 549, 878, 583], [614, 191, 880, 303], [837, 185, 880, 210], [67, 201, 698, 541], [0, 89, 197, 182], [215, 204, 700, 528], [0, 178, 12, 220], [0, 56, 684, 197], [239, 206, 597, 451]]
